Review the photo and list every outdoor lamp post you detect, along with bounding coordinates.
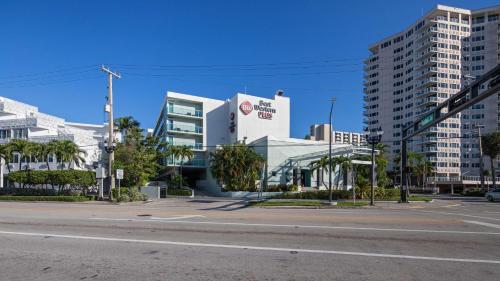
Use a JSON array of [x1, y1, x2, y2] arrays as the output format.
[[366, 129, 384, 206], [328, 97, 336, 204]]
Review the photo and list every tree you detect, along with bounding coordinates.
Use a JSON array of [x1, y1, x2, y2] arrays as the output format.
[[309, 156, 329, 188], [0, 143, 13, 173], [169, 145, 194, 188], [9, 139, 31, 171], [113, 120, 165, 188], [209, 144, 264, 191], [482, 132, 500, 189], [57, 140, 86, 169], [334, 156, 352, 189], [375, 143, 390, 188], [115, 116, 140, 138]]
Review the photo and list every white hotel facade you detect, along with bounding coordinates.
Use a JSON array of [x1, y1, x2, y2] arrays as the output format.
[[364, 5, 500, 184], [0, 96, 108, 180], [154, 91, 370, 194]]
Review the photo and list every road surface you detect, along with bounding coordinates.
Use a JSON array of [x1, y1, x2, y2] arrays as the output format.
[[0, 198, 499, 280]]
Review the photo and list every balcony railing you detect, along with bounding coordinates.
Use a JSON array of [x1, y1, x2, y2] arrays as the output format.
[[168, 106, 202, 118], [167, 158, 206, 167], [167, 123, 203, 134], [171, 142, 203, 150]]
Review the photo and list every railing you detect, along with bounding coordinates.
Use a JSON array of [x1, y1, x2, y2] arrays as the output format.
[[171, 142, 203, 150], [167, 158, 206, 167], [427, 176, 500, 182], [168, 106, 202, 117], [0, 118, 37, 128], [167, 123, 203, 134]]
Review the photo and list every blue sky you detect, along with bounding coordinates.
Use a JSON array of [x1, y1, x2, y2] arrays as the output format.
[[0, 0, 497, 138]]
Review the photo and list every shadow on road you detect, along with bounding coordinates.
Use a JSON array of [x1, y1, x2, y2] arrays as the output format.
[[197, 200, 250, 211]]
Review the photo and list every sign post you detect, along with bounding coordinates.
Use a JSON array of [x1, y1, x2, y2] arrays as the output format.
[[116, 169, 124, 198]]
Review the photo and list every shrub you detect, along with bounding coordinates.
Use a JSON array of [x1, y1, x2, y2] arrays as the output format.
[[0, 196, 90, 202], [463, 189, 486, 197], [113, 187, 147, 201], [266, 184, 299, 192], [118, 194, 131, 202], [7, 170, 96, 193], [167, 188, 192, 196]]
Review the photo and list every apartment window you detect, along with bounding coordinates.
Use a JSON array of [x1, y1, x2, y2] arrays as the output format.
[[488, 14, 499, 22], [472, 26, 484, 32], [472, 16, 485, 24], [0, 130, 9, 139], [472, 36, 484, 42], [461, 26, 469, 32], [12, 129, 27, 139], [438, 23, 448, 29], [450, 25, 459, 31], [472, 55, 485, 61]]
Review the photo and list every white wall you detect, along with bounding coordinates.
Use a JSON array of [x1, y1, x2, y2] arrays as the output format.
[[229, 93, 290, 144]]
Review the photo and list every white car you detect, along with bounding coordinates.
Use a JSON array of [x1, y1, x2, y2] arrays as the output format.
[[485, 189, 500, 202]]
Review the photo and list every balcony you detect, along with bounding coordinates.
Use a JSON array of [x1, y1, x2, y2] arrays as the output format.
[[167, 158, 206, 167], [422, 147, 438, 153], [416, 96, 438, 107], [171, 142, 204, 151], [167, 123, 203, 135], [167, 106, 202, 119], [0, 118, 37, 129]]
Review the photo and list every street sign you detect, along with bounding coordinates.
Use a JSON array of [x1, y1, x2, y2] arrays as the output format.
[[116, 169, 124, 180], [419, 112, 434, 128]]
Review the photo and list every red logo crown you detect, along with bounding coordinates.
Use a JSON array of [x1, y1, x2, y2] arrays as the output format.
[[239, 101, 253, 115]]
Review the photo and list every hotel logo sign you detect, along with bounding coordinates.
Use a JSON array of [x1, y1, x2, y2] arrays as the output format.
[[239, 101, 253, 115], [239, 100, 276, 120]]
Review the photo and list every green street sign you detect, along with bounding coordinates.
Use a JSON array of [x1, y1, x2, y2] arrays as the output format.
[[419, 113, 434, 127]]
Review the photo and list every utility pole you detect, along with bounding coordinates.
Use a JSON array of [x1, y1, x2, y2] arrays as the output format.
[[475, 124, 485, 190], [328, 97, 336, 204], [101, 65, 121, 201], [366, 129, 383, 206]]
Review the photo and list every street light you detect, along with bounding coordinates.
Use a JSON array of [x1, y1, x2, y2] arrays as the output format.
[[328, 97, 336, 204], [366, 129, 384, 206]]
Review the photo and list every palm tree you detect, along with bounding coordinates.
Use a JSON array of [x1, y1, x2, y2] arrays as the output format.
[[0, 143, 13, 174], [334, 156, 352, 190], [115, 116, 140, 139], [173, 145, 194, 188], [9, 139, 31, 171], [482, 132, 500, 189], [310, 156, 329, 188], [58, 140, 86, 169]]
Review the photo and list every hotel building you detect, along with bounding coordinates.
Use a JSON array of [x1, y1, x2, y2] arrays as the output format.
[[154, 91, 370, 195], [0, 96, 109, 177], [363, 4, 500, 184]]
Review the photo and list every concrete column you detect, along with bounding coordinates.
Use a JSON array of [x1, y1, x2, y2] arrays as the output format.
[[451, 183, 454, 195]]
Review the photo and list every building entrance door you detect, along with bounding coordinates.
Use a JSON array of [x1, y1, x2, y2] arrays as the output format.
[[301, 169, 311, 187]]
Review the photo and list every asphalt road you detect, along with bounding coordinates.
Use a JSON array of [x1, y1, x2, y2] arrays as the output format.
[[0, 198, 499, 280]]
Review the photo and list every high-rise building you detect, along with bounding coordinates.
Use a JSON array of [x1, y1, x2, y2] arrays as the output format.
[[308, 124, 366, 146], [363, 4, 499, 181]]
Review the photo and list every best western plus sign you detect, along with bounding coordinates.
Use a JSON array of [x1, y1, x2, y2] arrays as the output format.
[[239, 100, 276, 120], [239, 101, 253, 115]]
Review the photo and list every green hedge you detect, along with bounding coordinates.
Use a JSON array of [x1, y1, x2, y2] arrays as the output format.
[[7, 170, 96, 188], [266, 184, 299, 192], [0, 196, 91, 202], [112, 187, 147, 202], [277, 188, 401, 200], [167, 188, 192, 196]]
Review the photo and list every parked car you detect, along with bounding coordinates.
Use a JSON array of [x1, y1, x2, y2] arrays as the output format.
[[485, 189, 500, 202]]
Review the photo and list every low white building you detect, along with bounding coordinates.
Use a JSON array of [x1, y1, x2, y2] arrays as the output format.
[[0, 96, 108, 179], [154, 91, 370, 195]]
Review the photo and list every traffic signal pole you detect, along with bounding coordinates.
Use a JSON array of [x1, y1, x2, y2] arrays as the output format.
[[400, 65, 500, 203]]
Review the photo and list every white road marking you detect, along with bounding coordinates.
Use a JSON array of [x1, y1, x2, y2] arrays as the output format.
[[88, 217, 500, 235], [419, 210, 500, 222], [149, 215, 205, 220], [0, 229, 499, 264], [464, 220, 500, 229]]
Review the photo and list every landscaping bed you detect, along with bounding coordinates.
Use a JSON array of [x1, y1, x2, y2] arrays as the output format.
[[0, 195, 92, 202]]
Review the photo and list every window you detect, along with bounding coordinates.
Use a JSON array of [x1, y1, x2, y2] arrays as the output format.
[[0, 130, 9, 139]]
